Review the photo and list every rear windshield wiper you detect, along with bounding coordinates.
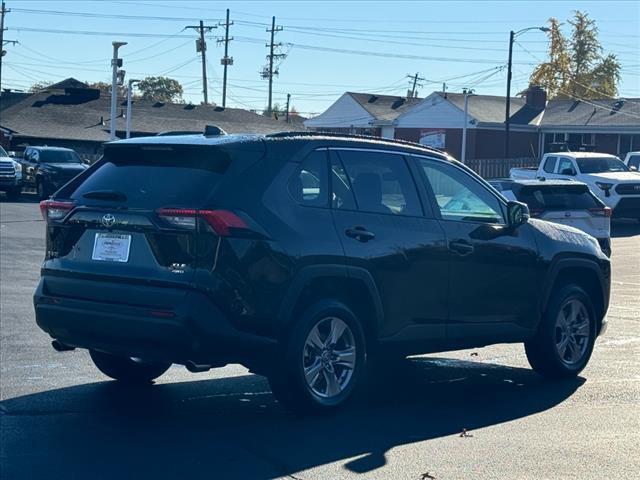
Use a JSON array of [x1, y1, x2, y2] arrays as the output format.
[[82, 190, 128, 201]]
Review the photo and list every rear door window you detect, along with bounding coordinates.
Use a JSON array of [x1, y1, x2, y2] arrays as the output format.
[[517, 185, 602, 210], [556, 158, 576, 175], [330, 154, 357, 210], [66, 145, 231, 208], [543, 156, 557, 173], [336, 150, 422, 216], [288, 150, 328, 207]]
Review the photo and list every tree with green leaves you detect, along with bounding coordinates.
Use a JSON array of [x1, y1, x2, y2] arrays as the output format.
[[529, 11, 621, 99], [137, 76, 184, 103]]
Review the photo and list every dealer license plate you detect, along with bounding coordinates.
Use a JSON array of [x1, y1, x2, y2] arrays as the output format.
[[92, 233, 131, 262]]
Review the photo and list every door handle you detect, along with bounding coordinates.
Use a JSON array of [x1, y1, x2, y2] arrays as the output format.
[[449, 240, 474, 255], [345, 226, 375, 242]]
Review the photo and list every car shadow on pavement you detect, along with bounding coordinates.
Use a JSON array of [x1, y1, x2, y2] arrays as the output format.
[[0, 357, 584, 479]]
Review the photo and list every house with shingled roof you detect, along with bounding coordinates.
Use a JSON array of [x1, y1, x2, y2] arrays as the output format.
[[0, 78, 305, 158], [303, 92, 422, 139], [305, 86, 640, 161]]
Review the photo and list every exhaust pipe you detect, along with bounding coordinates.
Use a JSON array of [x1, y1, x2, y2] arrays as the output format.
[[51, 340, 75, 352]]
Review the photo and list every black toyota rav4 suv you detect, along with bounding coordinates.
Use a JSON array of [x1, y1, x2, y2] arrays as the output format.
[[34, 131, 610, 413]]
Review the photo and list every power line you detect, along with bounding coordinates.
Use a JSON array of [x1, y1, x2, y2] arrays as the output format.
[[8, 26, 195, 38], [10, 7, 222, 23]]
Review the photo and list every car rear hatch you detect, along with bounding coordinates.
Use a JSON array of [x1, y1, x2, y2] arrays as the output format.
[[39, 143, 244, 307], [518, 183, 611, 238]]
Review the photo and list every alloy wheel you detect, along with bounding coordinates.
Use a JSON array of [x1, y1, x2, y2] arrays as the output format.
[[302, 317, 357, 398], [554, 298, 590, 366]]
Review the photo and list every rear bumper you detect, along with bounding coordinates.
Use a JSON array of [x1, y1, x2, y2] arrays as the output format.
[[33, 277, 276, 366]]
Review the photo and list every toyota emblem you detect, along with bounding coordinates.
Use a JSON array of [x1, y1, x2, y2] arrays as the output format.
[[101, 213, 116, 228]]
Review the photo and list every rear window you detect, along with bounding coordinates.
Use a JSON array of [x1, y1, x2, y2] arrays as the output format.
[[40, 150, 82, 164], [67, 146, 231, 208], [517, 185, 601, 210]]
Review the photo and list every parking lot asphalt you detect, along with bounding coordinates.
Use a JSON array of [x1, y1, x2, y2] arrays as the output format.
[[1, 197, 638, 480]]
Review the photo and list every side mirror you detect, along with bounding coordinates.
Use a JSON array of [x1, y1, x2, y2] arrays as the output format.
[[630, 165, 638, 171], [507, 201, 530, 228], [560, 168, 576, 176]]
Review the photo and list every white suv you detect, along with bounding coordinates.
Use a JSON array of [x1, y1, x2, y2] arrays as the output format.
[[491, 179, 612, 256]]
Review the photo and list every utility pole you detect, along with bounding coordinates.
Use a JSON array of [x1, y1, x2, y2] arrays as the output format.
[[126, 78, 140, 139], [407, 72, 425, 98], [110, 41, 127, 141], [0, 1, 9, 95], [186, 20, 216, 105], [261, 16, 285, 116], [285, 93, 291, 123], [461, 88, 475, 164], [504, 30, 515, 159], [217, 9, 233, 108]]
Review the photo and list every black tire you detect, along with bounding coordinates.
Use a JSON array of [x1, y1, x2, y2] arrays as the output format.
[[89, 350, 171, 384], [525, 285, 597, 379], [267, 300, 367, 414], [36, 178, 48, 200], [5, 187, 21, 201]]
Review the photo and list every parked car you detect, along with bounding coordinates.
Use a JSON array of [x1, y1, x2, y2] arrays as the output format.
[[490, 179, 611, 256], [34, 131, 611, 414], [510, 151, 640, 220], [20, 146, 88, 200], [0, 145, 23, 200], [623, 151, 640, 171]]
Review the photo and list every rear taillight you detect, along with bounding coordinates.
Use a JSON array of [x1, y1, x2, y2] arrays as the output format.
[[528, 208, 544, 218], [589, 207, 612, 217], [156, 208, 250, 236], [39, 200, 75, 222]]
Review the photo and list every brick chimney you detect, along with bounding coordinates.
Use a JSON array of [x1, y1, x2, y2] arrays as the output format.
[[526, 86, 547, 110]]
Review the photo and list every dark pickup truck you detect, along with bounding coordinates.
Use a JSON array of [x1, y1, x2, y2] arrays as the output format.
[[21, 146, 88, 200]]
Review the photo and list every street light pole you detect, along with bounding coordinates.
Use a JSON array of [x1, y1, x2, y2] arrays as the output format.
[[126, 79, 140, 139], [110, 41, 127, 141], [504, 26, 549, 159], [461, 88, 475, 164]]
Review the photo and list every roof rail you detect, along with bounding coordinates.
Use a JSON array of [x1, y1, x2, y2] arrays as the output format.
[[265, 131, 445, 153]]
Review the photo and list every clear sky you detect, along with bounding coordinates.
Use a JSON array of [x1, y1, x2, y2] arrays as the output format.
[[2, 0, 639, 116]]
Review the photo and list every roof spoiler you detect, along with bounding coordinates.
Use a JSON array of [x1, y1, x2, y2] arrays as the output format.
[[204, 125, 227, 136]]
